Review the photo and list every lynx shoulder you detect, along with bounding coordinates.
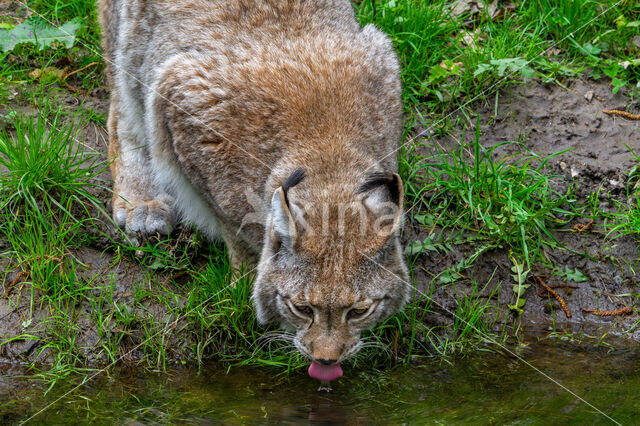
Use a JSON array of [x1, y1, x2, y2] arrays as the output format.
[[99, 0, 410, 379]]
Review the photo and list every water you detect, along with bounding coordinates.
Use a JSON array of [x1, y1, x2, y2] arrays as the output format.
[[3, 336, 639, 424]]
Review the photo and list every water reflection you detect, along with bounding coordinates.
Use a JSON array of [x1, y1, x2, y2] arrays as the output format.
[[3, 336, 640, 424]]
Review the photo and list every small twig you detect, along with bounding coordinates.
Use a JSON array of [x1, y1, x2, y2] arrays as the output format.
[[535, 276, 572, 318], [477, 293, 499, 300], [537, 284, 579, 297], [161, 271, 187, 287], [4, 270, 29, 297], [33, 253, 70, 275], [112, 327, 134, 336], [573, 219, 595, 233], [603, 109, 640, 120], [63, 81, 88, 97], [600, 280, 616, 306], [582, 307, 633, 317], [60, 62, 100, 97], [63, 61, 100, 79]]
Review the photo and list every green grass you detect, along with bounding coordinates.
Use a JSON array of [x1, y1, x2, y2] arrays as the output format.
[[28, 0, 104, 91], [600, 190, 640, 239], [589, 148, 640, 239], [357, 0, 640, 115], [406, 122, 575, 270], [0, 103, 111, 385], [0, 102, 109, 295], [0, 103, 105, 217], [1, 1, 637, 113]]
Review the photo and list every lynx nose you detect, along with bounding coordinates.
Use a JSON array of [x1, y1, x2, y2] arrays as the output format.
[[312, 344, 341, 364], [316, 358, 338, 365]]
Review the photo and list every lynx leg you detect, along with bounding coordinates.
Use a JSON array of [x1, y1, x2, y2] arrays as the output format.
[[108, 97, 175, 239], [221, 228, 258, 271]]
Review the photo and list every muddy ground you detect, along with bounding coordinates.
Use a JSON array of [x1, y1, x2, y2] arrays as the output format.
[[409, 79, 640, 337], [1, 78, 639, 364]]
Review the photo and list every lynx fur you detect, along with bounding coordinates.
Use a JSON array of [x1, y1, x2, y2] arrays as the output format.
[[99, 0, 410, 369]]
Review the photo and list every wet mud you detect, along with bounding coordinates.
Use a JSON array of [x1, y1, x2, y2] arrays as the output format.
[[409, 79, 640, 337]]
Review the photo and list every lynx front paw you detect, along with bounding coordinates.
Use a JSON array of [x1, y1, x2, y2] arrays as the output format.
[[113, 194, 175, 239]]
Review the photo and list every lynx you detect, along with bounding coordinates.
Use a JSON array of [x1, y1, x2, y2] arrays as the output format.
[[99, 0, 410, 381]]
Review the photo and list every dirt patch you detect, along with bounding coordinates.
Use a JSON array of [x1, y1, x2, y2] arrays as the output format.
[[408, 78, 640, 337], [0, 246, 197, 364]]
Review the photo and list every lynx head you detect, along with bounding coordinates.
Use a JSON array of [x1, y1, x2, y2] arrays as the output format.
[[252, 168, 410, 380]]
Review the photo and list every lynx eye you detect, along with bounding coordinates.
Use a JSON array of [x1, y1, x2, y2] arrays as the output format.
[[294, 305, 313, 317], [347, 307, 369, 319]]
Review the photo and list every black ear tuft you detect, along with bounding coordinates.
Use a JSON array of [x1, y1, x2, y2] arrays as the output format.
[[357, 172, 400, 205], [282, 168, 306, 205]]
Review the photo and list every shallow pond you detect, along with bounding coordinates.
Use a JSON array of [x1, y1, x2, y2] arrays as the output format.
[[2, 336, 639, 424]]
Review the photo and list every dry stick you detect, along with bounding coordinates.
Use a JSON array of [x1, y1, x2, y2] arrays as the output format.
[[535, 276, 572, 318], [603, 109, 640, 120], [536, 284, 579, 297], [63, 61, 100, 79], [35, 62, 100, 97], [5, 270, 29, 297], [63, 82, 88, 97], [61, 62, 101, 97], [582, 307, 633, 317], [34, 254, 68, 275], [478, 293, 499, 300], [573, 219, 595, 233]]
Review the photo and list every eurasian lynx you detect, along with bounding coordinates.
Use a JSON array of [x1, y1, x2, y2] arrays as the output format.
[[99, 0, 409, 381]]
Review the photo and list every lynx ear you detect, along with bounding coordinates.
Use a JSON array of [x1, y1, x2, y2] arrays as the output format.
[[270, 187, 297, 248], [358, 172, 404, 238], [270, 168, 305, 250]]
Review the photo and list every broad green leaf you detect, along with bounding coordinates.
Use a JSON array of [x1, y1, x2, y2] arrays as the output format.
[[512, 283, 530, 297], [558, 266, 588, 283], [438, 269, 460, 284], [428, 63, 449, 82], [476, 58, 534, 80], [510, 262, 529, 285], [473, 63, 492, 77], [508, 298, 526, 314], [0, 17, 83, 52], [580, 42, 601, 57], [414, 213, 436, 227], [520, 66, 535, 80], [612, 77, 626, 94], [493, 59, 509, 76], [404, 240, 424, 256], [149, 259, 165, 270]]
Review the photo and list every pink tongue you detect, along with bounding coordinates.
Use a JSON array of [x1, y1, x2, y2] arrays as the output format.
[[308, 361, 343, 381]]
